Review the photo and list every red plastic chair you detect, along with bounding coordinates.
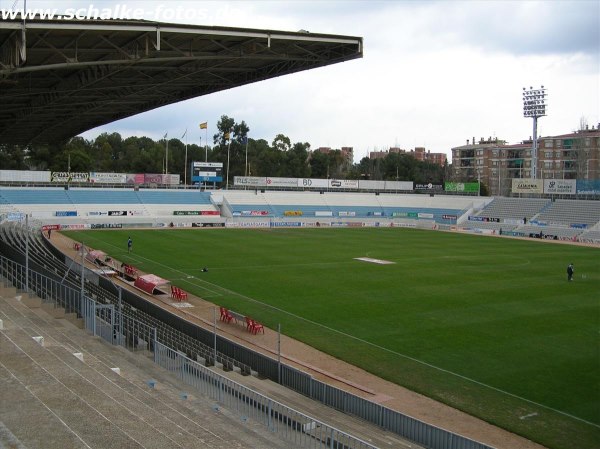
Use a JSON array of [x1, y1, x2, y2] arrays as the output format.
[[245, 316, 254, 332], [245, 317, 264, 334], [220, 307, 233, 323], [175, 287, 188, 301], [251, 319, 264, 334]]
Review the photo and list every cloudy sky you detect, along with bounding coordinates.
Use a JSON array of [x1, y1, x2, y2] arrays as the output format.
[[9, 0, 599, 162]]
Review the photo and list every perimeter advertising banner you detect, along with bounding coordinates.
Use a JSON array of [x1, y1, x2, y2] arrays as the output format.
[[90, 172, 127, 184], [444, 182, 479, 193], [328, 179, 359, 189], [512, 179, 543, 194], [543, 179, 576, 195], [298, 178, 329, 188], [267, 177, 298, 188], [414, 183, 444, 191], [576, 180, 600, 195], [234, 176, 266, 187], [51, 172, 89, 183], [144, 174, 179, 185]]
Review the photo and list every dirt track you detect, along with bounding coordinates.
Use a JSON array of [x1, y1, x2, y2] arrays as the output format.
[[50, 231, 549, 449]]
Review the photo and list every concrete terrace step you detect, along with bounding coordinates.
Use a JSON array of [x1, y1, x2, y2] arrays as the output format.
[[0, 293, 291, 449]]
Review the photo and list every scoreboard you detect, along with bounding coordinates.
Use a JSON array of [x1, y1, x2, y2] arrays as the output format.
[[191, 162, 223, 183]]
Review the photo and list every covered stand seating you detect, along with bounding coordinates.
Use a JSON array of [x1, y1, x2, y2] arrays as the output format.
[[134, 274, 170, 295]]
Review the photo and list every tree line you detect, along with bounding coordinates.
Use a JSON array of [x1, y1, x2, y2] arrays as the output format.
[[0, 115, 448, 184]]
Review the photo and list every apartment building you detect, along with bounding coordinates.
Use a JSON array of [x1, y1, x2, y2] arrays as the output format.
[[369, 146, 446, 166], [452, 127, 599, 196]]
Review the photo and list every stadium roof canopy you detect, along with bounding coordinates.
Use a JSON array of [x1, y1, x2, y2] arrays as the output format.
[[0, 18, 362, 145]]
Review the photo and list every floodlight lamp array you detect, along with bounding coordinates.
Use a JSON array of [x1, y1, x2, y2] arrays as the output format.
[[522, 85, 547, 118]]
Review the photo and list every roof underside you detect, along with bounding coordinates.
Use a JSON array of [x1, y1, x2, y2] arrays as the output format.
[[0, 19, 362, 145]]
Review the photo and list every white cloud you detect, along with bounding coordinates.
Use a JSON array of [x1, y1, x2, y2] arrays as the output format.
[[20, 0, 597, 163]]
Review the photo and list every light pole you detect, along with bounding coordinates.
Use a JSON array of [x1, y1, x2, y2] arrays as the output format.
[[522, 86, 547, 179], [163, 132, 169, 174], [225, 129, 233, 189]]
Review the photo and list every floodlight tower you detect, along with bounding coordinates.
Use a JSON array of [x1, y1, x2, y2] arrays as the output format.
[[522, 86, 547, 179]]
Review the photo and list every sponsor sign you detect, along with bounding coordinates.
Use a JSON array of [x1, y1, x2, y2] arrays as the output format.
[[392, 211, 418, 218], [201, 211, 220, 216], [42, 224, 60, 231], [512, 179, 543, 194], [239, 210, 269, 216], [444, 182, 479, 193], [442, 214, 457, 220], [89, 172, 127, 184], [226, 221, 270, 228], [191, 222, 225, 228], [55, 211, 77, 217], [60, 224, 86, 230], [570, 223, 588, 229], [329, 179, 359, 189], [468, 216, 500, 223], [126, 174, 145, 184], [414, 183, 443, 191], [543, 179, 576, 195], [234, 176, 266, 187], [173, 211, 202, 215], [284, 210, 303, 216], [266, 177, 298, 187], [576, 180, 600, 195], [338, 211, 356, 217], [418, 213, 434, 219], [108, 210, 127, 216], [144, 173, 163, 184], [271, 222, 302, 227], [88, 211, 107, 216], [298, 178, 329, 188], [91, 223, 122, 229], [315, 211, 333, 217], [51, 172, 89, 183]]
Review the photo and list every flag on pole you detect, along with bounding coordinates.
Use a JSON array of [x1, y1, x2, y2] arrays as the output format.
[[241, 136, 248, 144], [181, 129, 187, 139], [163, 132, 168, 139], [199, 122, 207, 129], [224, 132, 230, 140]]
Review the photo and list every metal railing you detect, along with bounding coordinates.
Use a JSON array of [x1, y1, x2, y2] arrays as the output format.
[[154, 342, 377, 449]]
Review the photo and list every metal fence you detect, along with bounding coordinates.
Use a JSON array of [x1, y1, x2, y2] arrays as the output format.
[[154, 342, 377, 449]]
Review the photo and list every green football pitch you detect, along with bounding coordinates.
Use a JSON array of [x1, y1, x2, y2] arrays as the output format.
[[62, 227, 600, 449]]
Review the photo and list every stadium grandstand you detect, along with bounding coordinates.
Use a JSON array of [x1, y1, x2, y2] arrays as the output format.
[[0, 17, 362, 145], [1, 14, 599, 449], [1, 180, 599, 449]]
